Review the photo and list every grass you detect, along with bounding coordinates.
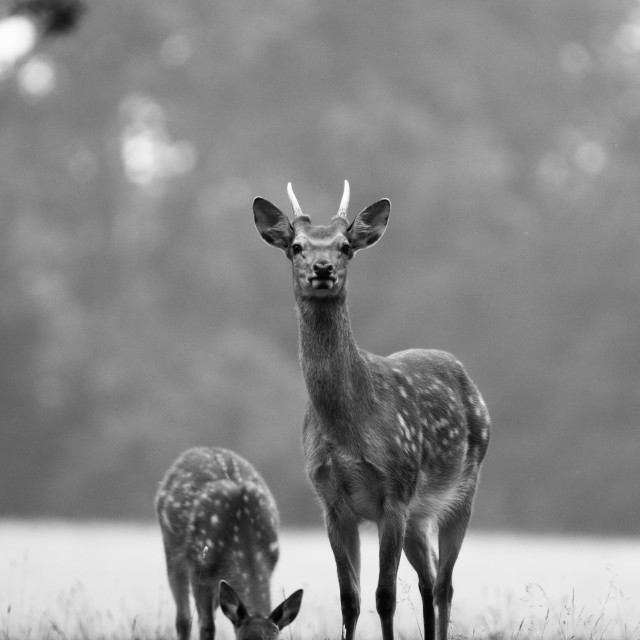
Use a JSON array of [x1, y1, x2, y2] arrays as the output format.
[[0, 521, 638, 640]]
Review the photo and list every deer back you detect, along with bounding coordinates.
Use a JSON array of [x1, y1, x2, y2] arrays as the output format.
[[156, 447, 280, 614]]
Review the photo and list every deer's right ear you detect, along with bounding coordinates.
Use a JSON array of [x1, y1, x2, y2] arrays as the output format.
[[219, 580, 249, 627], [253, 198, 293, 251]]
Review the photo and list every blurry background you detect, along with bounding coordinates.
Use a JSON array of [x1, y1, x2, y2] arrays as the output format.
[[0, 0, 638, 535]]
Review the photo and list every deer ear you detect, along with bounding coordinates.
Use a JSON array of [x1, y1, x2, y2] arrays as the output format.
[[269, 589, 303, 630], [219, 581, 249, 627], [253, 198, 293, 251], [347, 199, 390, 251]]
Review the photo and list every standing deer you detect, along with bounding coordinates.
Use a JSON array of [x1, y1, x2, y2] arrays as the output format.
[[155, 447, 303, 640], [253, 181, 490, 640]]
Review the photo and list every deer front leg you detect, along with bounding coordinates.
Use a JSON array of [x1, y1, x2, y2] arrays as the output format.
[[376, 502, 408, 640], [164, 555, 191, 640], [325, 507, 361, 640]]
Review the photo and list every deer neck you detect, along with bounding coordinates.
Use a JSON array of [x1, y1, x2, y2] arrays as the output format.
[[296, 296, 374, 425]]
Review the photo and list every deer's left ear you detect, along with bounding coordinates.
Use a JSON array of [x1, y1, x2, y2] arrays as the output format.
[[269, 589, 304, 630], [347, 199, 390, 251], [253, 198, 294, 251]]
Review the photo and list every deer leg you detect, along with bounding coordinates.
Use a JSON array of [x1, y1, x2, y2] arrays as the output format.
[[435, 502, 473, 640], [376, 502, 408, 640], [191, 570, 215, 640], [403, 517, 437, 640], [164, 553, 192, 640], [325, 508, 361, 640]]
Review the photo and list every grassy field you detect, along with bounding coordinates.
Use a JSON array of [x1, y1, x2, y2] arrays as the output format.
[[0, 520, 638, 640]]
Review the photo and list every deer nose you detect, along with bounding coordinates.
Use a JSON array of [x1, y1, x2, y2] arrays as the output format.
[[313, 261, 334, 278]]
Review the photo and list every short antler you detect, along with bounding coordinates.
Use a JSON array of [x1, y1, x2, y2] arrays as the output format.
[[287, 182, 304, 218], [336, 179, 350, 219]]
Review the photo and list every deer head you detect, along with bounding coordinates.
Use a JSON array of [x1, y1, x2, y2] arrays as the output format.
[[219, 580, 303, 640], [253, 181, 490, 640], [253, 180, 391, 300]]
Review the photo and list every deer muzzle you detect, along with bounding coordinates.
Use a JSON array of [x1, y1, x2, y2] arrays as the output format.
[[309, 262, 337, 289]]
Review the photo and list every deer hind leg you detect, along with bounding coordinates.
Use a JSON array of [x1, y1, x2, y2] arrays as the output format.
[[325, 508, 361, 640], [376, 502, 408, 640], [435, 501, 473, 640], [190, 568, 216, 640], [403, 517, 437, 640]]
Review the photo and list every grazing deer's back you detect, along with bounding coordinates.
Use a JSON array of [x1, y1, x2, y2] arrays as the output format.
[[155, 447, 280, 613]]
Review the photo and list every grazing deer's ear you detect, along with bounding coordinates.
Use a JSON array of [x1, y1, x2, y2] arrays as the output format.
[[269, 589, 303, 630], [253, 198, 294, 251], [219, 580, 249, 627], [347, 199, 390, 251]]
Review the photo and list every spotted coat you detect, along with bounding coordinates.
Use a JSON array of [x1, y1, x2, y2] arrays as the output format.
[[155, 448, 279, 620]]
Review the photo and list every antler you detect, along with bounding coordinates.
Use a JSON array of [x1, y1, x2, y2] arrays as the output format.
[[288, 180, 350, 220], [287, 182, 304, 218], [336, 180, 350, 219]]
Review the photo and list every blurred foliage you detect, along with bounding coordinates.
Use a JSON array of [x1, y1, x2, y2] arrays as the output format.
[[11, 0, 86, 35], [1, 0, 639, 533]]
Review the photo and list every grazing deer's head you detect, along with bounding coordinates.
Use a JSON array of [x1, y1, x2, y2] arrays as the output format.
[[219, 580, 303, 640], [253, 180, 390, 300]]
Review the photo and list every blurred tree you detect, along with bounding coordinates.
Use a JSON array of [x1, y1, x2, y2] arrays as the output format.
[[0, 0, 638, 533], [10, 0, 85, 36]]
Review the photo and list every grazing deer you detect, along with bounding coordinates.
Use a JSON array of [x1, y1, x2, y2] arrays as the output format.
[[253, 181, 490, 640], [155, 447, 303, 640]]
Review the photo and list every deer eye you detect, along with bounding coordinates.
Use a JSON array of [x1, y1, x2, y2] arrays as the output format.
[[291, 242, 303, 255], [341, 243, 352, 256]]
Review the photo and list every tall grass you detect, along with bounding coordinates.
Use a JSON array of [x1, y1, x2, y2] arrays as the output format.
[[1, 521, 638, 640]]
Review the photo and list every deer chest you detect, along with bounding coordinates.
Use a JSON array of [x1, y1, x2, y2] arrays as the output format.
[[312, 449, 385, 521], [303, 425, 417, 523]]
